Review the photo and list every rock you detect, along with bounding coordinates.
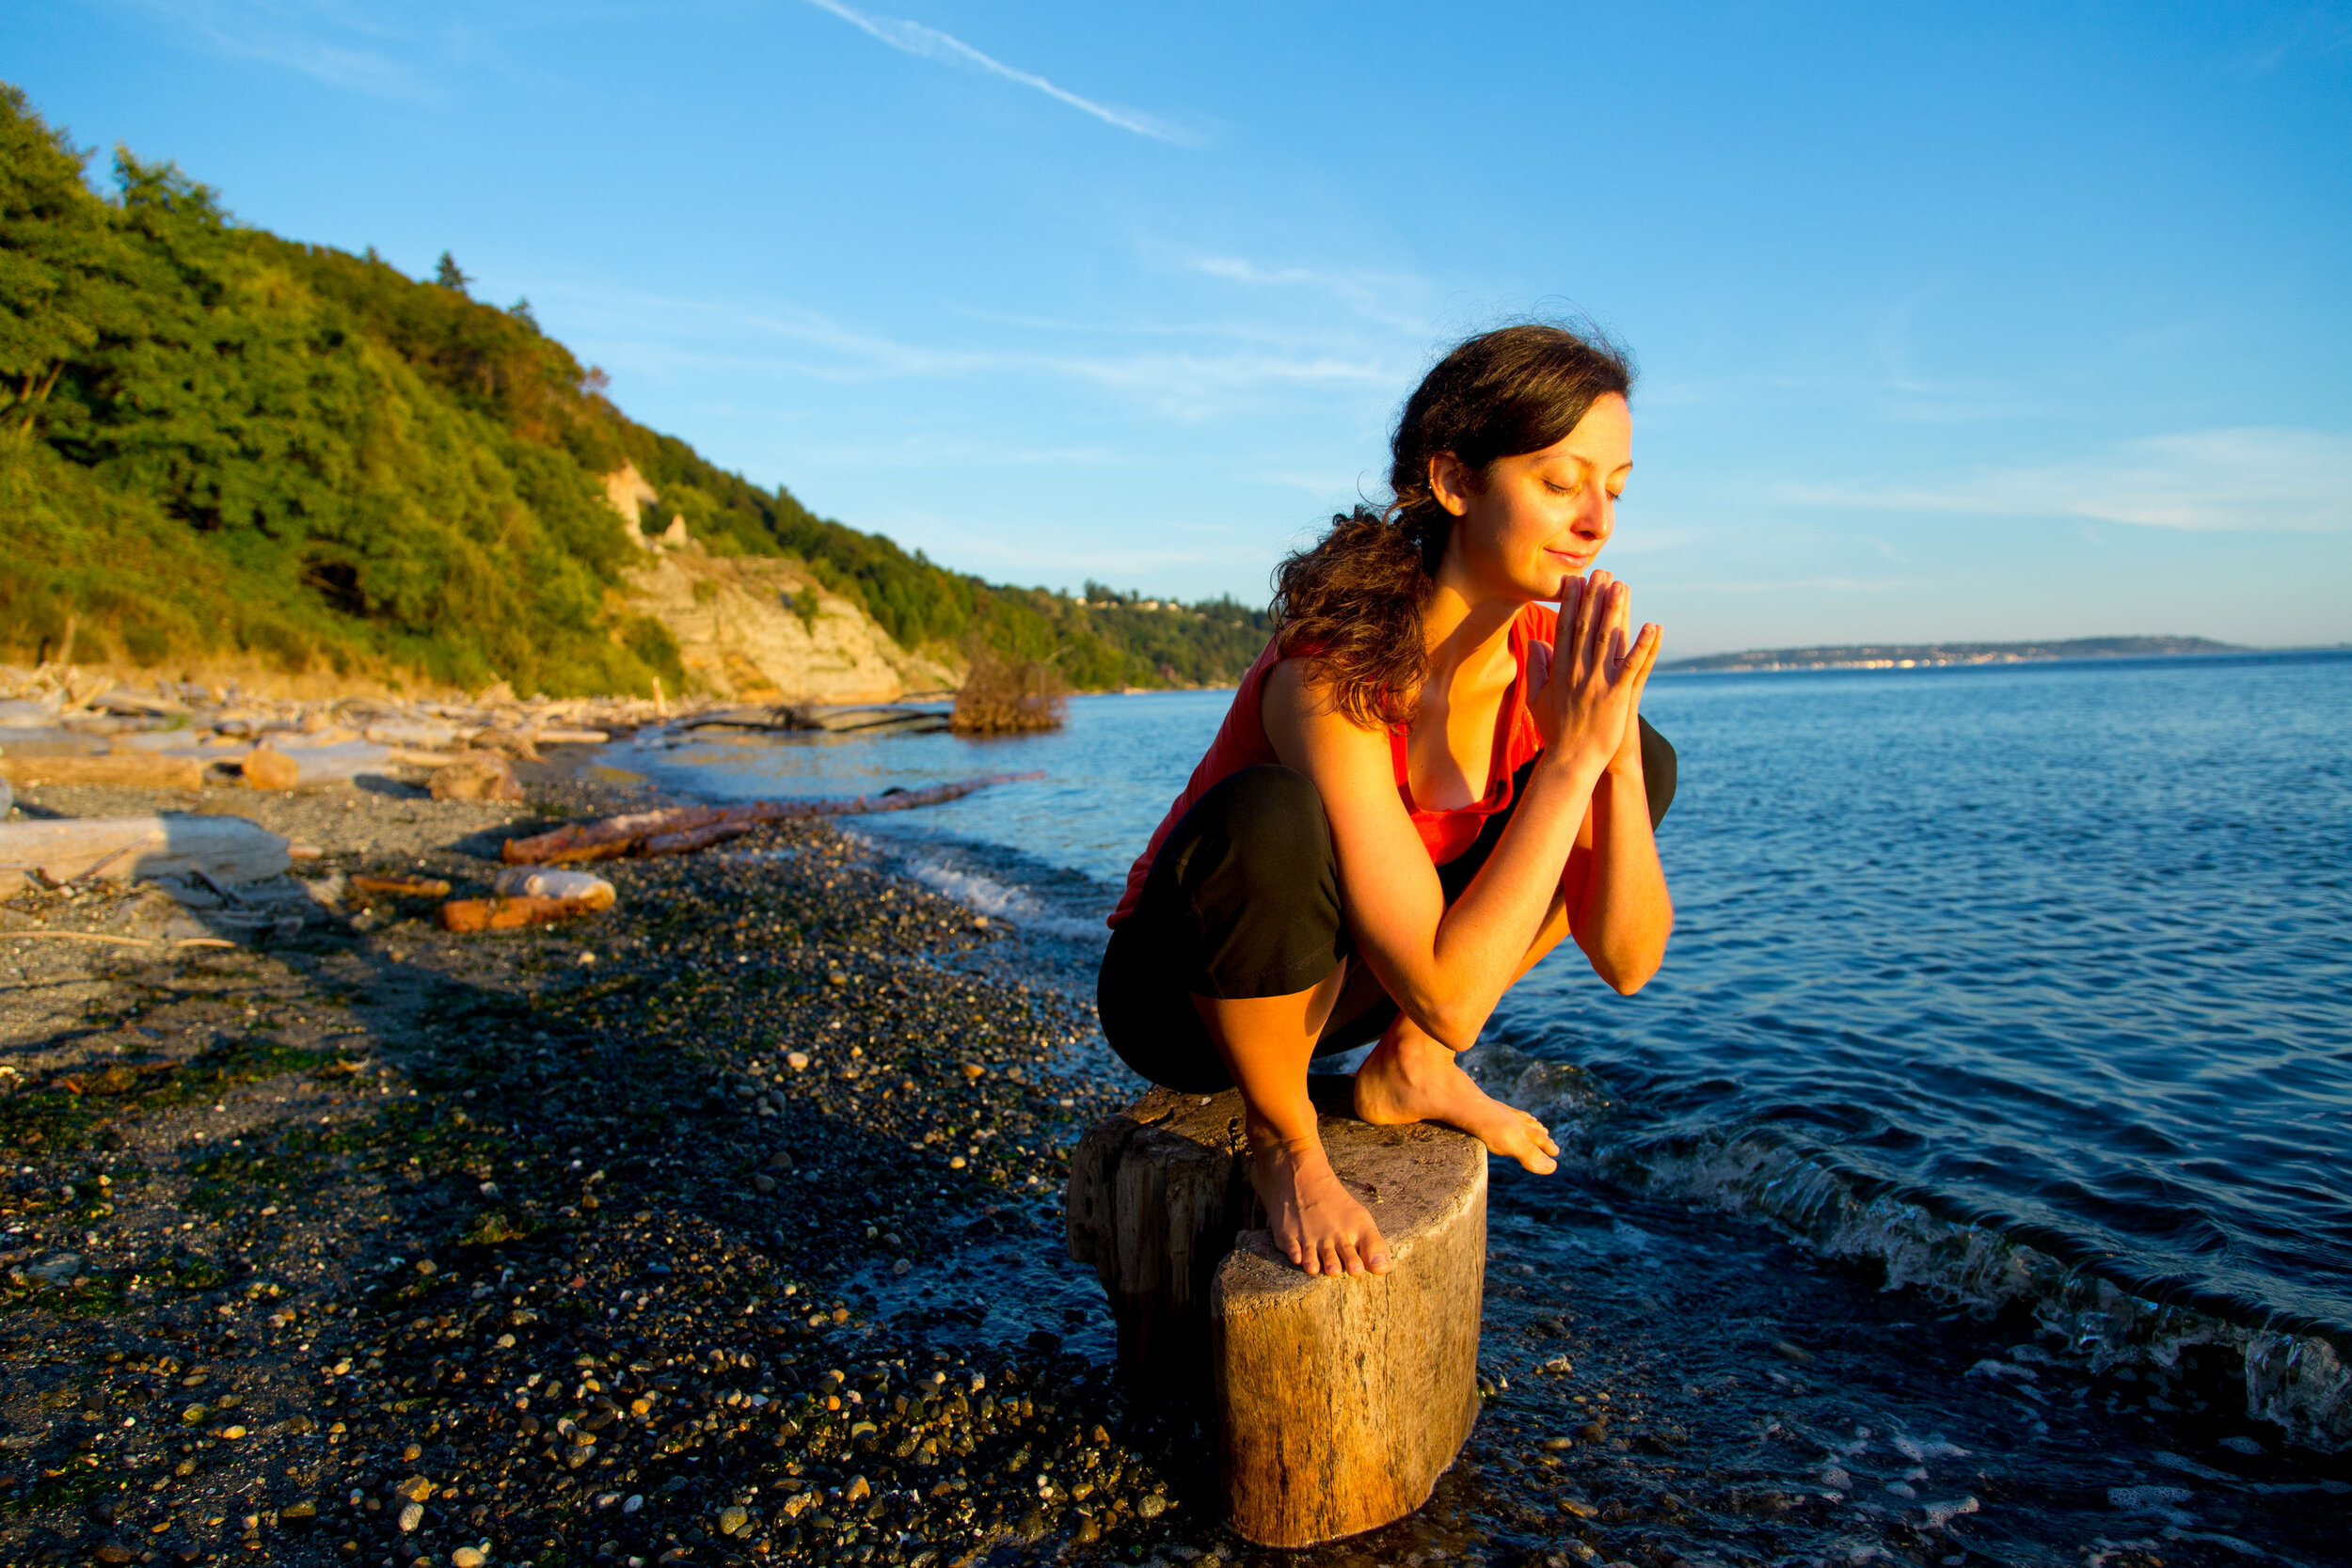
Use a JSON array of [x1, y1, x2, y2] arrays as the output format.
[[1212, 1115, 1486, 1548], [716, 1505, 749, 1536], [25, 1252, 82, 1284], [397, 1502, 423, 1533], [241, 746, 301, 791], [430, 753, 522, 802], [490, 866, 612, 901], [451, 1548, 487, 1568]]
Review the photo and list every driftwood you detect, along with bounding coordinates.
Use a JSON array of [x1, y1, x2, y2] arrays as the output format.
[[675, 705, 947, 735], [0, 752, 205, 790], [500, 772, 1043, 864], [351, 875, 451, 897], [438, 889, 613, 932], [239, 739, 395, 790], [0, 815, 291, 885], [1066, 1086, 1486, 1548]]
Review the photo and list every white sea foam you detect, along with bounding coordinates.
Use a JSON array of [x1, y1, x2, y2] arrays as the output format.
[[1460, 1039, 2352, 1452], [849, 830, 1110, 942]]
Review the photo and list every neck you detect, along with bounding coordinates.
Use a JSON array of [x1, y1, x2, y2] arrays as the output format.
[[1420, 562, 1522, 687]]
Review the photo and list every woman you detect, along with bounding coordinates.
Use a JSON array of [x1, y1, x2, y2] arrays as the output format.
[[1097, 324, 1675, 1279]]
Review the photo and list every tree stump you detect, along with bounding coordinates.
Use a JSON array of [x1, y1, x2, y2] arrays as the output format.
[[1064, 1086, 1255, 1402], [1065, 1085, 1486, 1546], [1213, 1119, 1486, 1547]]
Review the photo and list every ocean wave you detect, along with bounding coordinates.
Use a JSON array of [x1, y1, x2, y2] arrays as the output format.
[[1463, 1040, 2352, 1453], [847, 829, 1111, 942]]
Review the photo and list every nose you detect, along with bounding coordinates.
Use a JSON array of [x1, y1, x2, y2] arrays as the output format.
[[1575, 487, 1613, 546]]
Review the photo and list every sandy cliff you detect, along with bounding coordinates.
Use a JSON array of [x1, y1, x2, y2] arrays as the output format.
[[606, 465, 960, 704]]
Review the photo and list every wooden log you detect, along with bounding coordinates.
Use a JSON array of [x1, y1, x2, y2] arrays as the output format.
[[1065, 1087, 1257, 1399], [499, 771, 1046, 863], [1213, 1120, 1486, 1548], [0, 752, 205, 790], [437, 888, 613, 931], [1065, 1086, 1487, 1548], [350, 875, 451, 897], [0, 815, 291, 885]]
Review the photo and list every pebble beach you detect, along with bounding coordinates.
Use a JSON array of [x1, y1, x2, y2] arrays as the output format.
[[0, 757, 1178, 1568]]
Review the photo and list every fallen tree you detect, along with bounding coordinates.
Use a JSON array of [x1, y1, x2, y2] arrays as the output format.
[[499, 772, 1045, 864]]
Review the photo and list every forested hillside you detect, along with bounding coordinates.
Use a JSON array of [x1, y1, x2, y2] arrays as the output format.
[[0, 85, 1269, 696]]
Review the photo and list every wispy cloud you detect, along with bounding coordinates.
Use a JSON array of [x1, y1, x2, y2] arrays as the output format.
[[1796, 428, 2352, 532], [540, 277, 1392, 417], [114, 0, 426, 99], [799, 0, 1195, 145]]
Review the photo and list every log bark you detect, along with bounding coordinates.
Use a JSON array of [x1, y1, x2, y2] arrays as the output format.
[[1065, 1087, 1258, 1400], [0, 815, 291, 885], [0, 752, 204, 790], [1065, 1086, 1487, 1548], [1213, 1121, 1486, 1547]]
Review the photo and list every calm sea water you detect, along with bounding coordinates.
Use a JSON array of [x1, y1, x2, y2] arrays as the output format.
[[614, 650, 2352, 1466]]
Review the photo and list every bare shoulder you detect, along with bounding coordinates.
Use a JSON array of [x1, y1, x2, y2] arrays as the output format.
[[1260, 656, 1389, 778]]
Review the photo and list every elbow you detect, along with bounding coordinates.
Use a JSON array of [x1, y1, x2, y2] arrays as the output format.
[[1588, 922, 1671, 996], [1597, 955, 1661, 997]]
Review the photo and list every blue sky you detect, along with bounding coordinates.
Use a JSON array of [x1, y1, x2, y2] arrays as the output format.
[[13, 1, 2351, 653]]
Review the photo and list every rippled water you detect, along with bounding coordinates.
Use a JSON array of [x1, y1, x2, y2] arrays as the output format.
[[615, 651, 2352, 1475]]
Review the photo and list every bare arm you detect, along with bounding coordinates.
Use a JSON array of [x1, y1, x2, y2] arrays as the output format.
[[1562, 735, 1673, 993], [1263, 576, 1659, 1050]]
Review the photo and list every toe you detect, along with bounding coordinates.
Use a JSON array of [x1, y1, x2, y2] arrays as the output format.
[[1336, 1238, 1367, 1276]]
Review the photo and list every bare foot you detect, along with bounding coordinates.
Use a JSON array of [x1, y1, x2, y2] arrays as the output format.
[[1354, 1022, 1561, 1174], [1247, 1129, 1392, 1277]]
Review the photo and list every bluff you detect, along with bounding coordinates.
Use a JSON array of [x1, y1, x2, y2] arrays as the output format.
[[0, 84, 1270, 701]]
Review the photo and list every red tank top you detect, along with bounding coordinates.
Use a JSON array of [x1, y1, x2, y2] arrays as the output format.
[[1107, 602, 1555, 927]]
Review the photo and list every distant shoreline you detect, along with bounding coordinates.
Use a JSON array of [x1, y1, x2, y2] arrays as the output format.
[[1660, 635, 2255, 674]]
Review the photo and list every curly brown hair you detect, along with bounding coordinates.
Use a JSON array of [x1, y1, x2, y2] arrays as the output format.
[[1270, 323, 1634, 727]]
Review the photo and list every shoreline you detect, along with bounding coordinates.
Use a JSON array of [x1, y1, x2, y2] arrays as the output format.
[[4, 759, 2344, 1567]]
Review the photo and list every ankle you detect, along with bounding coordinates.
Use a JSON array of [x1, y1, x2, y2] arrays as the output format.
[[1371, 1032, 1456, 1085], [1246, 1120, 1324, 1161]]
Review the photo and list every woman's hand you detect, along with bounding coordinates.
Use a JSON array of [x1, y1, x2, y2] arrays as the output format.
[[1528, 571, 1661, 777]]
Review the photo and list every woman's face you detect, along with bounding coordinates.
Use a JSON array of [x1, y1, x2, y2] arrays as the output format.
[[1434, 392, 1632, 603]]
